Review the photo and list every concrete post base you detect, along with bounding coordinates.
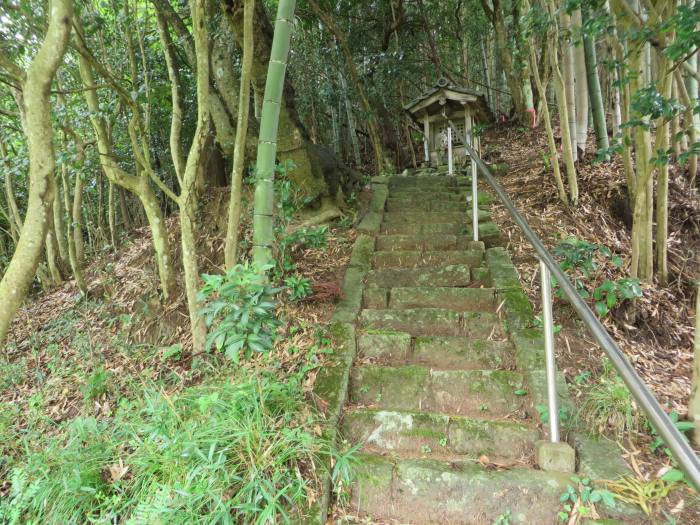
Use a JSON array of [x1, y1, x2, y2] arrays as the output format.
[[535, 440, 576, 473]]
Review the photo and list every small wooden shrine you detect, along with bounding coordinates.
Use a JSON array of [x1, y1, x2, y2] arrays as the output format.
[[404, 77, 492, 170]]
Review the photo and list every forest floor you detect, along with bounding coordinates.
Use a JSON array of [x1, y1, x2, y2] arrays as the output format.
[[0, 184, 364, 521], [482, 122, 700, 523]]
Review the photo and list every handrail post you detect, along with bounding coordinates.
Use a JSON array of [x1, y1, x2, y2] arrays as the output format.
[[447, 126, 453, 176], [423, 135, 429, 165], [540, 259, 560, 443], [471, 156, 479, 242]]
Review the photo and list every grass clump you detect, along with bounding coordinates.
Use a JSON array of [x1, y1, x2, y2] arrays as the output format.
[[0, 369, 346, 524], [578, 359, 642, 437]]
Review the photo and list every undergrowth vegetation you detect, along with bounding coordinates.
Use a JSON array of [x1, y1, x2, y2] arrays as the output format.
[[0, 293, 353, 524], [0, 189, 355, 524], [0, 369, 343, 523], [552, 237, 643, 317]]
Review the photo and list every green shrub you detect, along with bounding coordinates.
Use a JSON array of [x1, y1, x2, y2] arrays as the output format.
[[284, 275, 313, 301], [552, 237, 640, 316], [198, 262, 281, 363], [592, 278, 643, 316]]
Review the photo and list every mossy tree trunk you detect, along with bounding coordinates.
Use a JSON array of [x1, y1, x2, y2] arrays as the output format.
[[61, 162, 87, 294], [225, 0, 254, 269], [174, 0, 211, 352], [0, 0, 73, 343]]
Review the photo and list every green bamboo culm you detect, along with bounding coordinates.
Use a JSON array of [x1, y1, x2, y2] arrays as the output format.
[[583, 8, 609, 158], [252, 0, 297, 266]]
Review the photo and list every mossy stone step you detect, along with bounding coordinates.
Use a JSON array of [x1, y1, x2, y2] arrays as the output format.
[[365, 264, 474, 288], [387, 192, 492, 207], [350, 454, 570, 524], [388, 176, 470, 189], [381, 222, 462, 235], [414, 336, 511, 369], [380, 223, 496, 243], [357, 332, 510, 369], [376, 234, 483, 252], [372, 250, 483, 269], [385, 200, 466, 212], [383, 210, 491, 224], [388, 287, 497, 311], [357, 330, 412, 361], [349, 365, 524, 416], [360, 308, 504, 338], [342, 408, 538, 461]]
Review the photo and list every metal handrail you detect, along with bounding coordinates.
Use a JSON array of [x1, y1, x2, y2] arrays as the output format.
[[457, 136, 700, 488]]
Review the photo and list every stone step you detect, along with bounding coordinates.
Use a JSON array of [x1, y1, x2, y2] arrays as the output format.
[[363, 287, 496, 311], [372, 250, 483, 269], [365, 264, 476, 288], [383, 210, 491, 224], [349, 365, 524, 416], [413, 336, 511, 369], [360, 308, 505, 338], [386, 198, 468, 213], [386, 192, 492, 208], [350, 454, 570, 524], [381, 222, 464, 235], [376, 234, 483, 252], [357, 332, 511, 370], [342, 408, 538, 461], [388, 287, 497, 311], [388, 176, 471, 189]]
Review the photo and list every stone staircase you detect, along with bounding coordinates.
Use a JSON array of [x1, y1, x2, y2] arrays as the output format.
[[315, 168, 637, 525]]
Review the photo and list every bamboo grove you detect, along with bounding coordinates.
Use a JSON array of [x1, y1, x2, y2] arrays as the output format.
[[0, 0, 698, 351]]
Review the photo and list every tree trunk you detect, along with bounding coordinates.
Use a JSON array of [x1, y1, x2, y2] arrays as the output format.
[[77, 41, 174, 298], [118, 187, 132, 231], [108, 181, 117, 250], [691, 284, 700, 444], [53, 180, 68, 264], [560, 8, 578, 160], [481, 0, 526, 118], [252, 0, 296, 266], [225, 0, 254, 269], [688, 47, 698, 184], [174, 0, 214, 353], [0, 0, 72, 343], [45, 225, 64, 286], [629, 45, 654, 282], [546, 0, 578, 204], [529, 31, 568, 205], [571, 9, 589, 155], [341, 73, 362, 167], [582, 11, 609, 156], [62, 163, 87, 295]]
